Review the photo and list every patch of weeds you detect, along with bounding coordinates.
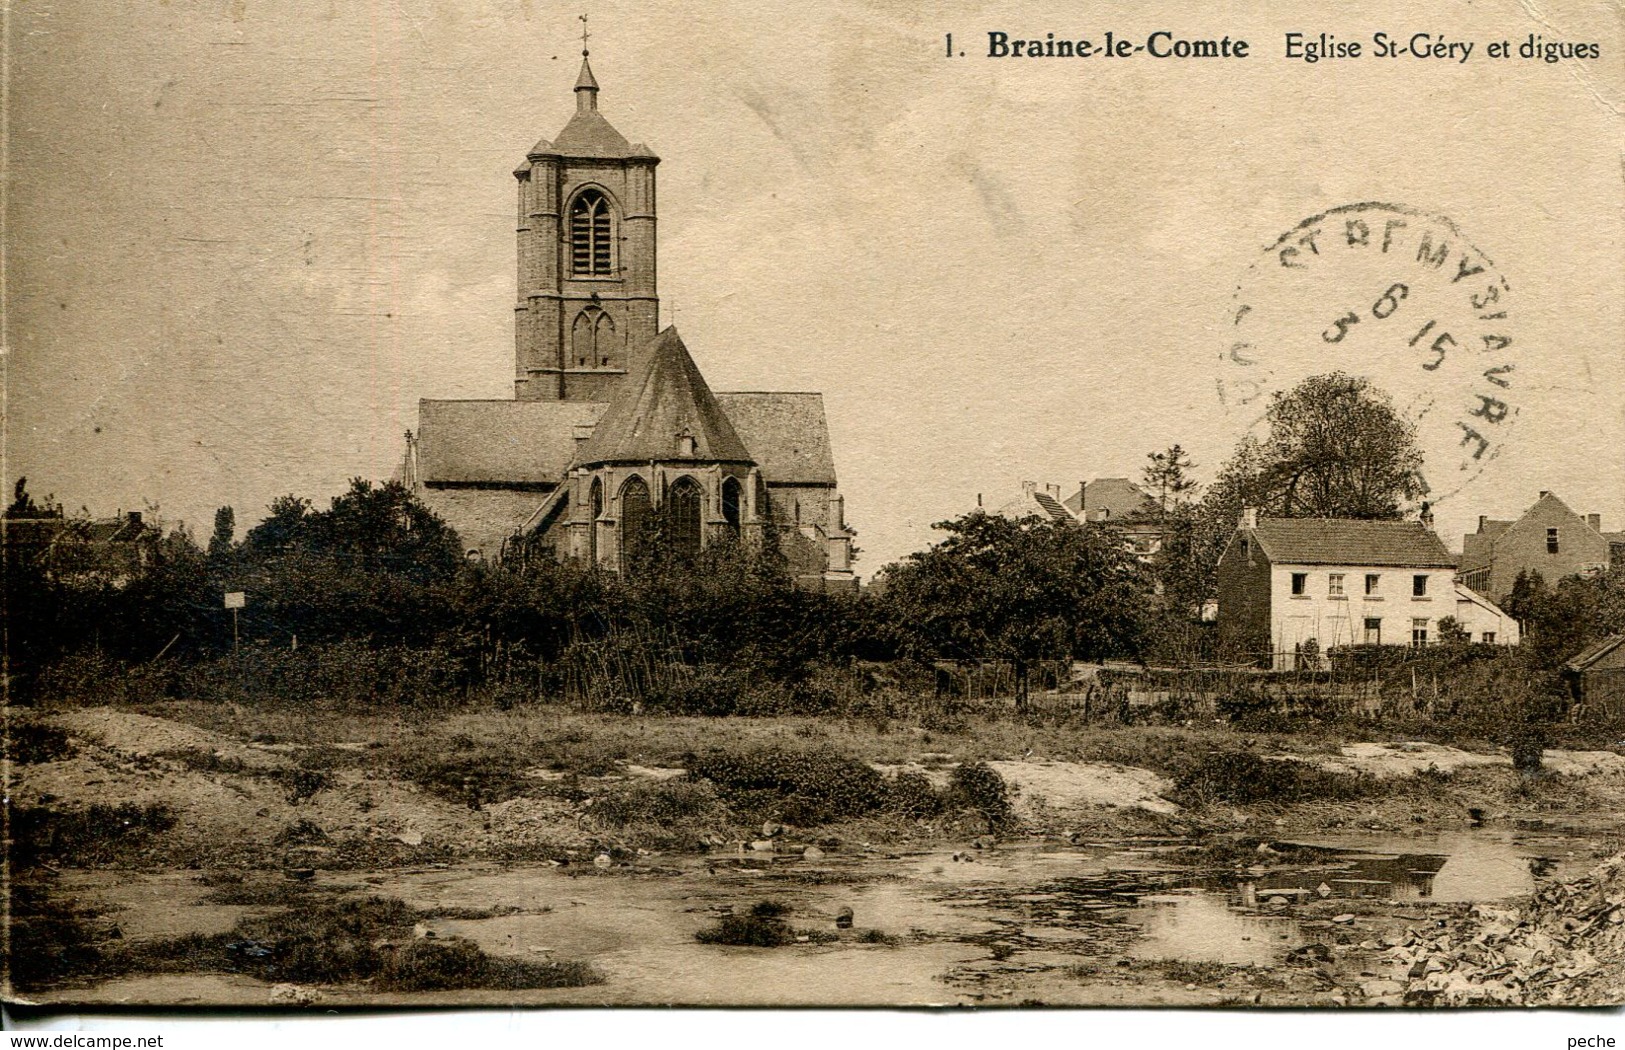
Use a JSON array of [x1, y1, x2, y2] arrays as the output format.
[[8, 720, 75, 764], [1171, 752, 1384, 806], [948, 761, 1015, 831], [297, 745, 364, 771], [1133, 958, 1235, 984], [694, 899, 835, 948], [3, 884, 117, 990], [417, 904, 525, 920], [588, 780, 724, 831], [8, 802, 178, 868], [155, 747, 247, 775], [856, 928, 899, 945], [688, 746, 890, 825], [272, 768, 330, 805], [388, 742, 533, 806], [274, 819, 330, 847]]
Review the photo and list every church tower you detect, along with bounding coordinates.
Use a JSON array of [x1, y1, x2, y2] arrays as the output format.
[[512, 42, 659, 402]]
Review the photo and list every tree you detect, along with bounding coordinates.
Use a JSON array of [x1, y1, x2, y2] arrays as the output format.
[[1154, 374, 1427, 612], [1142, 445, 1197, 517], [1250, 372, 1426, 519], [878, 511, 1149, 709], [208, 506, 236, 562], [6, 477, 60, 519]]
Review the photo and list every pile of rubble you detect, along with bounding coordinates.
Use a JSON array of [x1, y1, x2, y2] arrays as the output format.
[[1379, 853, 1625, 1006]]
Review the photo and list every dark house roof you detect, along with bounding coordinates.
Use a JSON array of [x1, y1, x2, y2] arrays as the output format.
[[1567, 634, 1625, 673], [1033, 491, 1071, 521], [416, 400, 606, 485], [575, 326, 753, 467], [1063, 477, 1159, 520], [714, 392, 837, 486], [1246, 518, 1456, 569]]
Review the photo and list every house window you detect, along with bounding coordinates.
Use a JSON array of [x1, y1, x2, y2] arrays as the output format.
[[1328, 573, 1345, 598], [619, 475, 651, 568], [570, 189, 614, 275], [1365, 573, 1381, 596], [1291, 572, 1307, 596], [1411, 618, 1429, 647], [1482, 631, 1496, 644], [1547, 527, 1560, 554], [1363, 618, 1382, 644], [1412, 574, 1428, 597]]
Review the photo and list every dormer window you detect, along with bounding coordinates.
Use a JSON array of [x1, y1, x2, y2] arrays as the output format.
[[570, 190, 614, 275]]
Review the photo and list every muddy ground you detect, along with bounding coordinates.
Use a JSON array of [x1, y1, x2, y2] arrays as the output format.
[[6, 701, 1625, 1007]]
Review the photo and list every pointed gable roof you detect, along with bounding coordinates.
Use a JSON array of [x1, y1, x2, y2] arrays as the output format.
[[575, 327, 753, 467], [1246, 518, 1456, 568], [527, 57, 658, 161]]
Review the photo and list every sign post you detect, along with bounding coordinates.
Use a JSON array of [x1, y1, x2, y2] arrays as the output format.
[[223, 591, 246, 650]]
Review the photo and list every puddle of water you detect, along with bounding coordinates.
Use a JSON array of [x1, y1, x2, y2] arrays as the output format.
[[34, 826, 1601, 1005], [1129, 891, 1296, 966]]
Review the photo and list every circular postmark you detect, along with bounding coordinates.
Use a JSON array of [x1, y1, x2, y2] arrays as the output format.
[[1218, 203, 1517, 503]]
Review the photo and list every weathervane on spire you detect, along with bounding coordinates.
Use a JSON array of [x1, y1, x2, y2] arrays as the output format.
[[579, 13, 590, 56]]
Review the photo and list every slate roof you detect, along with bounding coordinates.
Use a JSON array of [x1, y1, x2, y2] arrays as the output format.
[[575, 327, 753, 467], [527, 58, 658, 161], [714, 392, 837, 485], [994, 490, 1074, 524], [1062, 477, 1159, 520], [1567, 634, 1625, 673], [416, 400, 606, 485], [1246, 518, 1456, 569]]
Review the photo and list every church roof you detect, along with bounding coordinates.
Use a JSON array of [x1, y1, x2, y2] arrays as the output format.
[[714, 392, 837, 486], [527, 57, 658, 161], [575, 327, 753, 467], [415, 399, 606, 485]]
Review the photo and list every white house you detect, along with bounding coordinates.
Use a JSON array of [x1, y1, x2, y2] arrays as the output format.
[[1451, 581, 1521, 645], [1216, 511, 1514, 669]]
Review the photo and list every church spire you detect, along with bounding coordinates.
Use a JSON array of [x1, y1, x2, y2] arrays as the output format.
[[574, 14, 599, 113]]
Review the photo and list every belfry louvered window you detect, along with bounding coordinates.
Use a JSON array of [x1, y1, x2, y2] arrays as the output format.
[[570, 190, 613, 275]]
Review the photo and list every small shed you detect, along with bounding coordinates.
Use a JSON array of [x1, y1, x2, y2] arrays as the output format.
[[1564, 634, 1625, 720]]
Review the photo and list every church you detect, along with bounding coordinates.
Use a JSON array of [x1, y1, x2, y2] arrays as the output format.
[[400, 47, 856, 591]]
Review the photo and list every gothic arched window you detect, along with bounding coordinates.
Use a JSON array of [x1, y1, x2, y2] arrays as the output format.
[[588, 477, 603, 565], [571, 307, 617, 367], [667, 476, 704, 557], [569, 189, 614, 276], [721, 477, 742, 539], [619, 475, 651, 568]]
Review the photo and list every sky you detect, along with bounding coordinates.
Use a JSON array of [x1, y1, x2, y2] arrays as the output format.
[[6, 0, 1622, 573]]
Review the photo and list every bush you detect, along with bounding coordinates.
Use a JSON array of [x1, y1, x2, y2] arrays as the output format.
[[8, 802, 178, 868], [8, 720, 75, 764], [688, 746, 889, 825], [886, 771, 944, 818], [1171, 752, 1382, 805], [948, 761, 1015, 830]]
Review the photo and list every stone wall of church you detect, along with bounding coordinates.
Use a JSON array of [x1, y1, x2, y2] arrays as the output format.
[[514, 155, 658, 402]]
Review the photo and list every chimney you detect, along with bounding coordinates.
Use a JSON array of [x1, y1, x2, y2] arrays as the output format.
[[1420, 501, 1435, 530], [1240, 507, 1258, 529], [1539, 490, 1552, 499], [1478, 514, 1487, 531], [1587, 513, 1602, 531], [977, 493, 982, 508], [127, 511, 142, 525], [1022, 480, 1036, 497]]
